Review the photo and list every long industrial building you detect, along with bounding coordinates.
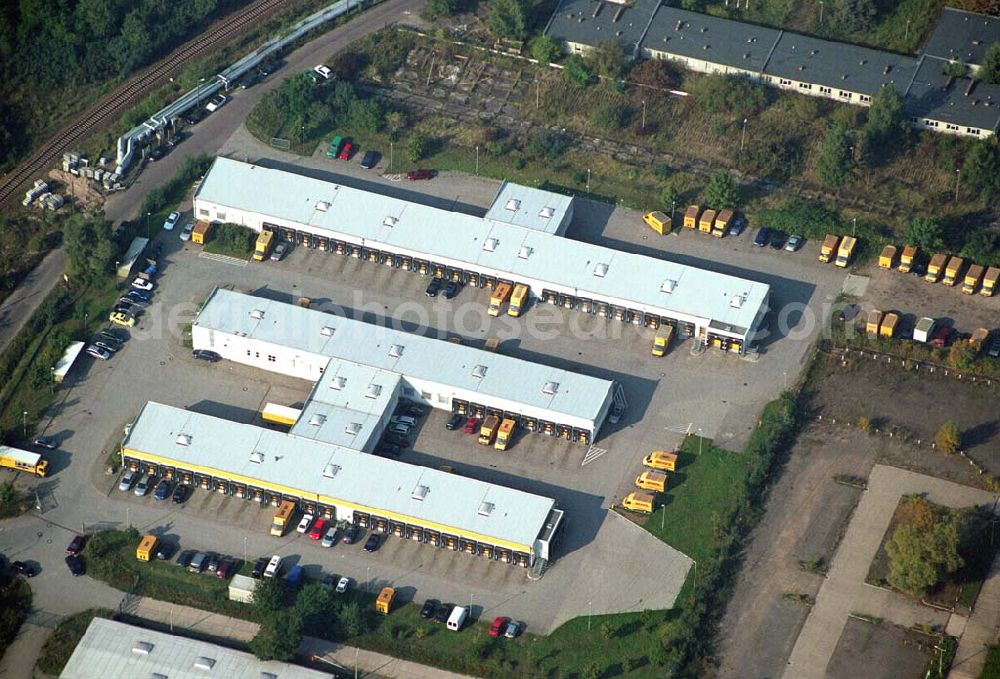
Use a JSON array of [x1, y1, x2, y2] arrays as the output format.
[[122, 402, 562, 567], [194, 158, 770, 353], [193, 288, 618, 443]]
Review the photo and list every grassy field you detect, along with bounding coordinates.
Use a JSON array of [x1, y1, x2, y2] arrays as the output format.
[[35, 609, 115, 676]]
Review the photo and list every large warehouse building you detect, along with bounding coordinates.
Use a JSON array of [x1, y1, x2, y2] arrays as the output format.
[[122, 402, 563, 567], [194, 158, 770, 353], [193, 288, 619, 444]]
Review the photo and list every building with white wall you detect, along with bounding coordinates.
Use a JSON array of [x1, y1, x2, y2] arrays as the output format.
[[194, 158, 770, 353]]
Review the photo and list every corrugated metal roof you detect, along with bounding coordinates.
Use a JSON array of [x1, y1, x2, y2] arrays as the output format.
[[195, 159, 769, 335], [123, 402, 555, 548], [195, 288, 613, 423], [59, 618, 328, 679]]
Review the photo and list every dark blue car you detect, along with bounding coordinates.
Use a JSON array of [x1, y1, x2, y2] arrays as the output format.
[[153, 478, 172, 501]]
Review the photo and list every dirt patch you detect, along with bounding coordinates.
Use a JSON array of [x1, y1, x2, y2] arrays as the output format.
[[826, 618, 932, 679], [861, 264, 1000, 336], [808, 353, 1000, 470], [47, 169, 105, 211], [711, 424, 873, 679]]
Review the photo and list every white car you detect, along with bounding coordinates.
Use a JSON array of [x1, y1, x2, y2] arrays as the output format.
[[205, 94, 227, 112], [320, 526, 338, 548], [131, 278, 155, 291], [118, 469, 137, 492], [263, 554, 282, 578], [296, 514, 314, 534], [86, 344, 110, 361], [336, 576, 350, 593], [313, 64, 332, 79], [163, 211, 180, 230], [180, 222, 194, 241]]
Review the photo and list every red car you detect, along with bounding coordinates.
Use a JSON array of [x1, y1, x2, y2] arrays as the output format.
[[308, 518, 327, 540], [406, 168, 434, 180], [338, 142, 353, 160], [66, 535, 85, 555], [930, 326, 953, 349], [488, 616, 510, 637], [462, 417, 479, 434]]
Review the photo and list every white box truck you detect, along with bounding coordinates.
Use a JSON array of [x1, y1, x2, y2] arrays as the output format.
[[447, 605, 469, 631], [913, 317, 935, 343]]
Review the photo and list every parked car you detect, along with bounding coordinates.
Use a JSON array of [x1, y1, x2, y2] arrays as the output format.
[[308, 518, 328, 540], [205, 553, 221, 573], [153, 478, 172, 501], [11, 561, 38, 577], [171, 483, 190, 504], [192, 349, 221, 362], [425, 277, 443, 297], [446, 413, 465, 430], [109, 311, 136, 327], [987, 336, 1000, 359], [131, 278, 155, 291], [336, 576, 351, 593], [86, 345, 111, 361], [338, 142, 353, 160], [270, 243, 288, 261], [363, 534, 381, 552], [125, 290, 151, 304], [188, 552, 207, 573], [176, 550, 195, 568], [608, 403, 625, 425], [768, 230, 787, 250], [65, 555, 84, 576], [434, 603, 453, 624], [376, 441, 403, 456], [148, 146, 166, 162], [321, 526, 338, 548], [390, 415, 417, 428], [118, 469, 137, 491], [205, 94, 227, 112], [163, 211, 180, 231], [296, 514, 314, 534], [94, 340, 120, 355], [784, 234, 803, 252], [462, 417, 479, 434], [387, 422, 411, 437], [216, 559, 236, 579], [239, 73, 262, 89], [134, 473, 153, 497], [252, 556, 269, 578], [504, 620, 522, 638], [258, 60, 281, 77], [728, 216, 746, 237], [489, 616, 510, 637], [342, 526, 360, 545], [406, 168, 434, 180], [263, 554, 282, 578], [33, 436, 58, 450], [359, 150, 377, 169], [420, 599, 439, 619], [155, 542, 175, 561], [66, 535, 85, 555], [180, 222, 195, 241], [443, 281, 459, 299], [753, 227, 772, 247], [313, 64, 333, 79]]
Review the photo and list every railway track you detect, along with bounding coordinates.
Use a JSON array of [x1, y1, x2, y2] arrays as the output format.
[[0, 0, 292, 209]]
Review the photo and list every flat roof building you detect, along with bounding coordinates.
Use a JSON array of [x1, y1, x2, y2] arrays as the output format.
[[122, 402, 562, 565], [484, 180, 574, 235], [923, 8, 1000, 71], [194, 159, 770, 353], [905, 55, 1000, 138], [60, 617, 330, 679], [193, 287, 615, 442], [544, 0, 661, 57]]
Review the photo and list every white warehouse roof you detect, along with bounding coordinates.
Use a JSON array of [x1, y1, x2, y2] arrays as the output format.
[[60, 618, 330, 679], [484, 180, 574, 234], [194, 288, 613, 425], [195, 158, 769, 335], [123, 402, 556, 549]]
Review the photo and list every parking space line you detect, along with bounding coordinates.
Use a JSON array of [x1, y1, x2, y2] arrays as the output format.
[[582, 446, 608, 466], [665, 423, 693, 435], [199, 252, 248, 267]]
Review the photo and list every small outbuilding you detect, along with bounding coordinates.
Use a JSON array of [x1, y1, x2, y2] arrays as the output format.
[[228, 574, 258, 603]]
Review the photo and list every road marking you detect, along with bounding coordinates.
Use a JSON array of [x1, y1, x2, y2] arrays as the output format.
[[664, 423, 693, 435], [582, 446, 608, 466], [199, 252, 248, 267]]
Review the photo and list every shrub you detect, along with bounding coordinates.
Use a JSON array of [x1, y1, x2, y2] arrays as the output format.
[[407, 135, 427, 162], [689, 74, 769, 116], [592, 102, 628, 131], [935, 422, 961, 454], [563, 55, 595, 88], [527, 130, 570, 158]]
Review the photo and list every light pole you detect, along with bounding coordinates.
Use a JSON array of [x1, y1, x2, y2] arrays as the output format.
[[22, 411, 27, 438], [852, 216, 857, 237], [365, 565, 370, 593], [475, 146, 479, 175], [641, 99, 647, 131], [389, 141, 393, 172], [955, 168, 961, 202], [671, 199, 676, 228], [819, 0, 824, 24], [740, 118, 748, 153], [697, 428, 703, 455], [586, 168, 591, 193], [783, 370, 788, 390], [588, 600, 593, 630], [243, 536, 247, 565], [145, 212, 151, 239]]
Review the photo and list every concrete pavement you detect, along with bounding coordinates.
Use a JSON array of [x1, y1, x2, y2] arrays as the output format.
[[782, 465, 997, 679], [0, 249, 66, 357], [949, 549, 1000, 679]]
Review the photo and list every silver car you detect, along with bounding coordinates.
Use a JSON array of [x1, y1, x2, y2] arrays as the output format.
[[134, 473, 153, 497], [118, 469, 137, 492]]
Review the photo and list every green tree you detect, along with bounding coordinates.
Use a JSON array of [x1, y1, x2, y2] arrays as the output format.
[[63, 214, 114, 284], [831, 0, 876, 33], [904, 217, 943, 251], [0, 480, 18, 504], [530, 35, 562, 64], [690, 74, 768, 116], [563, 55, 595, 88], [886, 515, 963, 596], [251, 575, 286, 618], [816, 122, 854, 187], [944, 61, 968, 78], [705, 171, 739, 209], [935, 422, 962, 454], [407, 134, 427, 162], [423, 0, 460, 20], [661, 185, 679, 213], [385, 111, 407, 141], [249, 610, 302, 661], [487, 0, 528, 40], [587, 40, 626, 80], [980, 43, 1000, 84], [592, 103, 628, 130], [293, 583, 336, 629], [960, 230, 999, 267], [962, 139, 1000, 200], [527, 130, 570, 158], [861, 86, 908, 162], [347, 98, 383, 134], [339, 601, 366, 637]]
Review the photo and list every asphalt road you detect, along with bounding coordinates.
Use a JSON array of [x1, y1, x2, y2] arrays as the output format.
[[0, 249, 66, 357]]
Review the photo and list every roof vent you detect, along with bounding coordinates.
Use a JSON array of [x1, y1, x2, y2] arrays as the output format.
[[841, 74, 847, 80], [859, 59, 867, 65], [593, 262, 609, 277], [661, 279, 677, 293], [331, 376, 347, 390], [539, 206, 555, 218], [382, 216, 398, 227], [365, 384, 383, 399], [315, 201, 330, 212], [176, 434, 192, 447], [730, 295, 745, 309], [700, 26, 707, 32], [675, 20, 683, 30], [483, 237, 499, 252], [194, 656, 216, 671], [260, 674, 278, 679], [323, 463, 341, 478], [472, 364, 488, 379], [478, 501, 495, 517], [744, 52, 751, 59], [345, 422, 362, 435], [505, 198, 521, 211], [883, 64, 891, 75], [411, 484, 429, 501], [152, 674, 168, 679], [704, 44, 711, 50], [250, 451, 264, 464], [798, 64, 805, 70], [389, 344, 404, 358], [320, 325, 335, 337], [249, 309, 264, 320], [308, 413, 326, 426], [810, 49, 818, 56], [518, 245, 533, 259], [132, 641, 154, 655], [542, 381, 560, 395]]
